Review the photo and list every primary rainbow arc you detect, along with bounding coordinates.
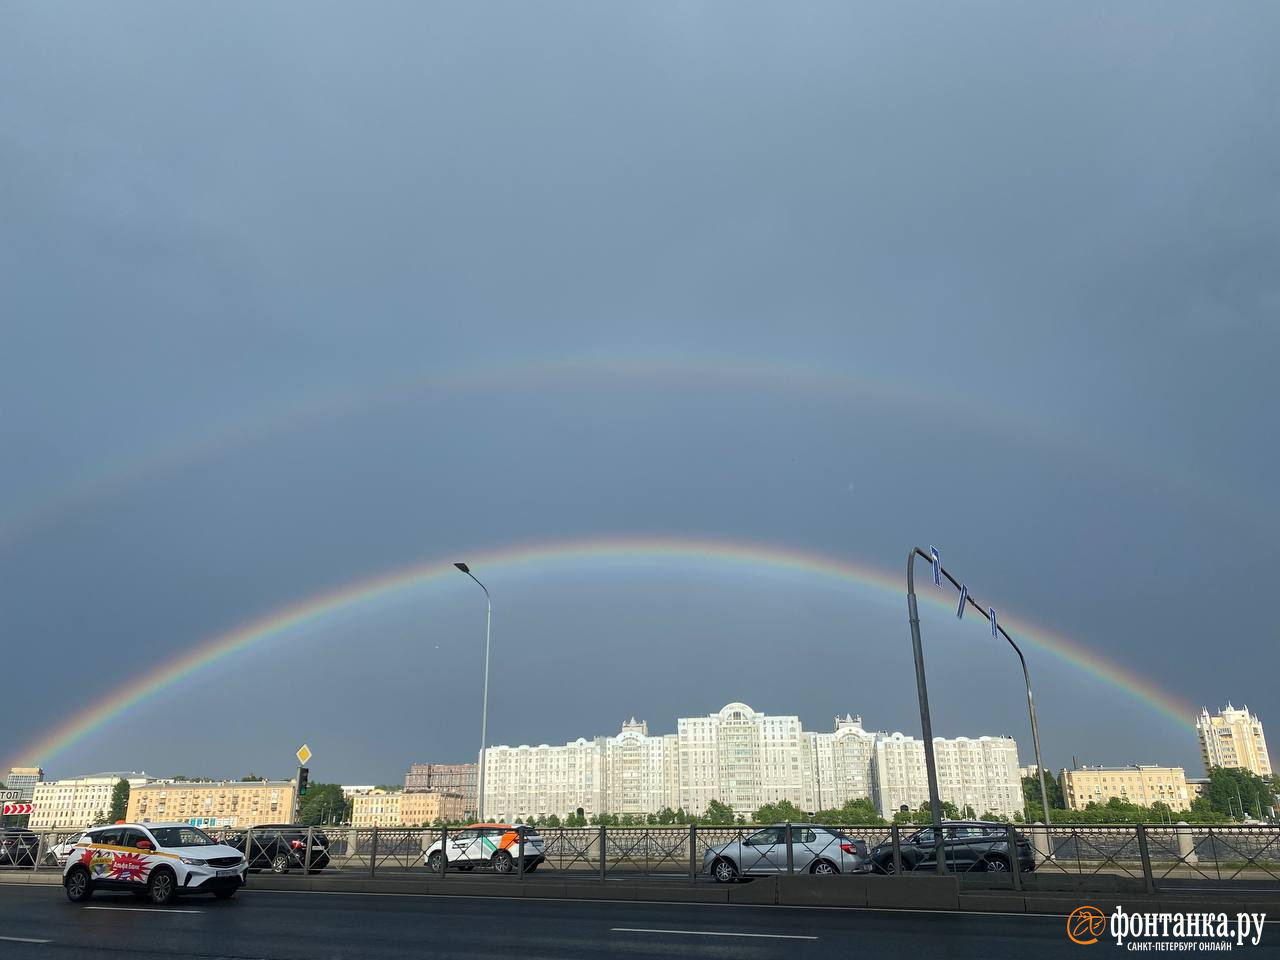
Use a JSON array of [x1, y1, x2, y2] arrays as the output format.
[[7, 535, 1198, 771]]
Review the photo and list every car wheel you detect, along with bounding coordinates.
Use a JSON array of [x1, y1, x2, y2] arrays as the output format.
[[983, 855, 1009, 873], [271, 853, 290, 874], [213, 888, 237, 900], [64, 866, 93, 902], [147, 867, 178, 905], [490, 851, 514, 875], [810, 859, 839, 876], [427, 851, 446, 874], [711, 858, 738, 883]]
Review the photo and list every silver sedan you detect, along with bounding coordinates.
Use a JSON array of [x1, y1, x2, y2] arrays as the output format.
[[703, 825, 869, 881]]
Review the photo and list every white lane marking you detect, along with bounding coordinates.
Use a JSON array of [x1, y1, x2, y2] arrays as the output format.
[[84, 906, 203, 914], [0, 935, 53, 943], [612, 927, 819, 940]]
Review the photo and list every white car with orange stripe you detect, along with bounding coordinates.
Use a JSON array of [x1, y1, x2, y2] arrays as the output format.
[[63, 822, 247, 905], [424, 823, 545, 874]]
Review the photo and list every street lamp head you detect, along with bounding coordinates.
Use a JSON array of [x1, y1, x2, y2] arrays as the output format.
[[453, 562, 470, 574]]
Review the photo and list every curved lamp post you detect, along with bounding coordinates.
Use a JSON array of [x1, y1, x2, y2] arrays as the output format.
[[454, 562, 492, 822]]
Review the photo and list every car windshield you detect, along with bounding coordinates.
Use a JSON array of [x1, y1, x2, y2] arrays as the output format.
[[149, 826, 217, 847]]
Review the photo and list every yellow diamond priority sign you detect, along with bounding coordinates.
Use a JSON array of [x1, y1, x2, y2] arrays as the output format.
[[296, 744, 312, 766]]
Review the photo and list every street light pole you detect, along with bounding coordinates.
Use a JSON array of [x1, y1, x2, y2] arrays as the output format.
[[907, 547, 1054, 856], [907, 550, 950, 874], [454, 562, 492, 823]]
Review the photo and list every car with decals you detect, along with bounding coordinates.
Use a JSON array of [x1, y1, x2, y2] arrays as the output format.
[[424, 823, 544, 874], [63, 822, 247, 904]]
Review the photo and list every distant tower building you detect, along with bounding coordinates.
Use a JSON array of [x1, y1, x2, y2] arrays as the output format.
[[1197, 704, 1271, 777], [4, 767, 43, 802]]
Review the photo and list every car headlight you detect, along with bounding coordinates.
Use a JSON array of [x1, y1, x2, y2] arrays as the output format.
[[180, 857, 208, 866]]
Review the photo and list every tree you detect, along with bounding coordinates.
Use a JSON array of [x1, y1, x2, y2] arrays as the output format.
[[752, 800, 805, 824], [240, 773, 261, 782], [701, 800, 736, 825], [297, 783, 350, 826], [1021, 774, 1064, 817], [107, 778, 130, 823], [1205, 767, 1273, 820], [544, 814, 561, 828]]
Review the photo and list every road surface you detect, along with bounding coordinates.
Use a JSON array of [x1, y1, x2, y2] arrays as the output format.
[[0, 884, 1227, 957]]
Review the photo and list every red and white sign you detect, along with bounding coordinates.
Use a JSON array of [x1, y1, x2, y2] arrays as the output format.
[[3, 803, 33, 815]]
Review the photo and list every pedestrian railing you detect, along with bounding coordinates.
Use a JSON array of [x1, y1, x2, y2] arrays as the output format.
[[6, 822, 1278, 893]]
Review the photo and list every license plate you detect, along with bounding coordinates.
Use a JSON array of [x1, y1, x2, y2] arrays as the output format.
[[216, 869, 239, 878]]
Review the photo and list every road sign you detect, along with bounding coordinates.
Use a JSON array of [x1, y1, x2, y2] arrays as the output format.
[[3, 803, 33, 816], [989, 607, 998, 638], [296, 744, 312, 766], [0, 790, 20, 803], [955, 583, 968, 618]]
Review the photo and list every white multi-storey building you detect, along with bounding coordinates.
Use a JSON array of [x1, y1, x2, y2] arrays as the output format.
[[678, 703, 807, 816], [29, 772, 153, 831], [482, 736, 603, 822], [803, 715, 878, 811], [1197, 705, 1271, 777], [872, 733, 1022, 820], [481, 703, 1023, 822], [603, 718, 679, 815]]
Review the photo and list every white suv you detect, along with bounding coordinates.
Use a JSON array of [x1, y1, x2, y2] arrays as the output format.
[[63, 822, 247, 905]]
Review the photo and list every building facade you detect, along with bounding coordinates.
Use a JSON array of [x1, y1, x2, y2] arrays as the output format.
[[351, 791, 469, 827], [30, 773, 152, 831], [4, 767, 44, 802], [481, 703, 1023, 821], [1058, 765, 1191, 812], [126, 779, 296, 828], [1197, 705, 1271, 777], [404, 763, 477, 814]]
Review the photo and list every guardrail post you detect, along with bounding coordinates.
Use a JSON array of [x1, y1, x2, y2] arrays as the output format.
[[598, 824, 607, 882], [1005, 824, 1022, 891], [1136, 823, 1154, 894], [304, 826, 314, 873], [32, 834, 44, 873], [688, 824, 697, 884], [785, 822, 795, 875], [439, 826, 448, 880], [1174, 821, 1197, 868], [517, 825, 526, 878], [369, 826, 379, 878], [891, 824, 903, 875]]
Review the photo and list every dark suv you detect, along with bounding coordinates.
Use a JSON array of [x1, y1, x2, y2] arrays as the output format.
[[225, 824, 330, 873], [0, 829, 40, 867], [869, 821, 1034, 874]]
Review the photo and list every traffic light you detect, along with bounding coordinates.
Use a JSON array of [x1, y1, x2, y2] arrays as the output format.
[[298, 767, 310, 797]]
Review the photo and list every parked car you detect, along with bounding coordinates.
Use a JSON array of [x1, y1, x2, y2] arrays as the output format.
[[703, 825, 870, 882], [223, 824, 331, 873], [424, 824, 545, 874], [63, 822, 246, 904], [0, 829, 40, 867], [48, 834, 89, 867], [868, 821, 1035, 874]]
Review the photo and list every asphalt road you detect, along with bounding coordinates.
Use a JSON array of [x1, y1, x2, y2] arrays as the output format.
[[0, 885, 1200, 959]]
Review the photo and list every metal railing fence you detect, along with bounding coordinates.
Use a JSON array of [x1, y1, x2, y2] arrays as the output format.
[[5, 822, 1278, 893]]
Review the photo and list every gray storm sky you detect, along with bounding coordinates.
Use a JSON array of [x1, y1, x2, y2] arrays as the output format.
[[2, 2, 1277, 784]]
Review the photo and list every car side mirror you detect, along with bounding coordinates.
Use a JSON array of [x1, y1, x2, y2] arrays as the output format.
[[136, 840, 153, 850]]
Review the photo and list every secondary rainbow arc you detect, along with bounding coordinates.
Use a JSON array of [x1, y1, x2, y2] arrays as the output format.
[[7, 536, 1198, 771]]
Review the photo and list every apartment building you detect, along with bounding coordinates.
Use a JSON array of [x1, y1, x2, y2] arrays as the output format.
[[127, 779, 295, 828], [404, 763, 477, 813], [351, 791, 469, 827], [804, 715, 877, 811], [1197, 705, 1271, 777], [871, 734, 1022, 820], [482, 737, 603, 822], [29, 773, 152, 831], [482, 702, 1023, 821], [602, 718, 680, 815], [1059, 765, 1191, 812], [4, 767, 44, 803]]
